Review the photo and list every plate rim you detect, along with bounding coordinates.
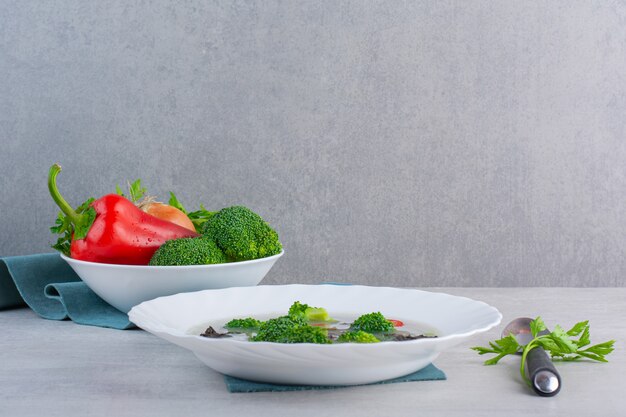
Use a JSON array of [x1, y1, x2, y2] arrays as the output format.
[[129, 284, 502, 348]]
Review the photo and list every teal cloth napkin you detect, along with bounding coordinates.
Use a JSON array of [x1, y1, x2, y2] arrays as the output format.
[[223, 363, 446, 393], [0, 253, 134, 329]]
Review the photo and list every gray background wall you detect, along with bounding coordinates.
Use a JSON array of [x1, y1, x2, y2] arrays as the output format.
[[1, 1, 624, 286]]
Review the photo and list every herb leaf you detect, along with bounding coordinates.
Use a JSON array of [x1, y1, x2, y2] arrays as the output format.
[[50, 213, 72, 256], [472, 318, 615, 385], [168, 192, 186, 213], [50, 197, 95, 255], [128, 180, 146, 202], [530, 317, 546, 337], [187, 204, 217, 231], [471, 334, 520, 365], [115, 179, 146, 203], [168, 193, 216, 232], [567, 320, 588, 337]]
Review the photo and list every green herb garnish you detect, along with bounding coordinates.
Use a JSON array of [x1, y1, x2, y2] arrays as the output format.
[[116, 179, 146, 203], [50, 197, 95, 256], [168, 192, 216, 232], [471, 317, 615, 384]]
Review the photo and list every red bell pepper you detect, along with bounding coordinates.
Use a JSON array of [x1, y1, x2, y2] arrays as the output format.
[[48, 164, 198, 265]]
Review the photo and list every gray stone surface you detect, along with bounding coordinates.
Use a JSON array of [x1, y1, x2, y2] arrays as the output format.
[[0, 288, 624, 417], [1, 2, 625, 286]]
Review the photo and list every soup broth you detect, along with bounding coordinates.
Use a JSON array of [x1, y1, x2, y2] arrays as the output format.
[[192, 313, 438, 343]]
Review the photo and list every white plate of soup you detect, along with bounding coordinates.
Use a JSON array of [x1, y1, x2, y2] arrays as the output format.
[[129, 284, 501, 385]]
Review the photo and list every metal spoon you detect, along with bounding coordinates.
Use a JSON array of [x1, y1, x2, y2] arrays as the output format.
[[502, 317, 561, 397]]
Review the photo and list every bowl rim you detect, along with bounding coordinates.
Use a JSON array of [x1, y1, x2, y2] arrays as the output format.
[[129, 284, 503, 348], [59, 249, 284, 269]]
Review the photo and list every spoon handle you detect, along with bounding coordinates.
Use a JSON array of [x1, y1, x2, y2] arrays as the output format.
[[526, 347, 562, 397]]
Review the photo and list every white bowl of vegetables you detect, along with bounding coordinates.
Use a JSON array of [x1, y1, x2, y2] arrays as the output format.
[[49, 164, 284, 313], [58, 203, 285, 313]]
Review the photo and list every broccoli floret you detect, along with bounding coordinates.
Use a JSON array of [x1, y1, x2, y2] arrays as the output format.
[[250, 316, 304, 342], [337, 330, 380, 343], [224, 318, 262, 331], [251, 316, 330, 344], [288, 301, 309, 318], [149, 237, 227, 266], [280, 326, 331, 344], [350, 312, 394, 333], [202, 206, 282, 261], [288, 301, 331, 322]]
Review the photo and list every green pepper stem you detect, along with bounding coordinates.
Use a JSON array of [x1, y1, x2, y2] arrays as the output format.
[[48, 164, 82, 224]]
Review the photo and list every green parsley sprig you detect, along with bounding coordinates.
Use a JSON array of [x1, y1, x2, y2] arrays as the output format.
[[168, 192, 216, 232], [115, 179, 146, 203], [114, 180, 216, 233], [50, 197, 95, 256], [471, 317, 615, 384]]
